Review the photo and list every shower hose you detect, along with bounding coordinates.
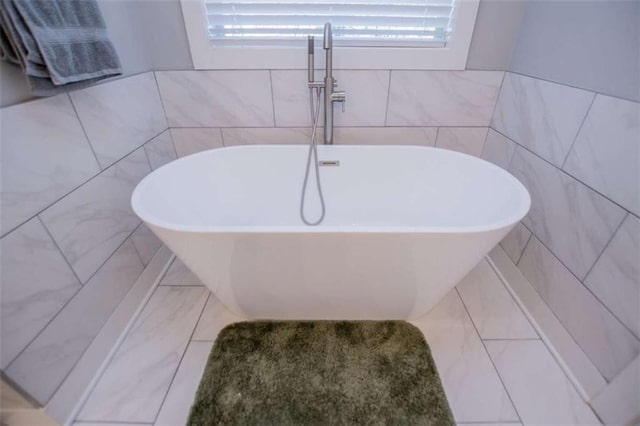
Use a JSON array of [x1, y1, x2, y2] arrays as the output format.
[[299, 86, 326, 226]]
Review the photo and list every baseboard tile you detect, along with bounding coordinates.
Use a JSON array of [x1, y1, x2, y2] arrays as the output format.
[[44, 247, 174, 425], [486, 247, 607, 401]]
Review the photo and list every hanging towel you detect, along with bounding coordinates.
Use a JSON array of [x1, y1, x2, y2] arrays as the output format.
[[0, 0, 121, 95]]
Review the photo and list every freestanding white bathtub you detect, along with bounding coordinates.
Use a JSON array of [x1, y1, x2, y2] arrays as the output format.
[[132, 145, 530, 320]]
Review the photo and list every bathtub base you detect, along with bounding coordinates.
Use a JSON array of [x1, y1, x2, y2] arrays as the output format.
[[150, 227, 512, 320]]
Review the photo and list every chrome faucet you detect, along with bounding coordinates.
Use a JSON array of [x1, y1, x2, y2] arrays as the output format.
[[307, 23, 346, 144]]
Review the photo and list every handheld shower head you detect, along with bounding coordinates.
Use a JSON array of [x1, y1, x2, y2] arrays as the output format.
[[308, 35, 314, 83]]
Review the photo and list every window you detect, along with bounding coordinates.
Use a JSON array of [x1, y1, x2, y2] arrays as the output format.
[[181, 0, 478, 69], [206, 0, 455, 46]]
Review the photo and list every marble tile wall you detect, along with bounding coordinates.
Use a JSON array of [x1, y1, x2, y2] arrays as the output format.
[[386, 71, 503, 126], [0, 71, 167, 406], [485, 71, 640, 384], [154, 69, 505, 156], [5, 65, 633, 410], [5, 240, 144, 403]]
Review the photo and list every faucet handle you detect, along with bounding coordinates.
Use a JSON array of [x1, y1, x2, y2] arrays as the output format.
[[330, 91, 346, 112]]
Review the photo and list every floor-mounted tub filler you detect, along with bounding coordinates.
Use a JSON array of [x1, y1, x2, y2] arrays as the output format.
[[131, 144, 530, 319]]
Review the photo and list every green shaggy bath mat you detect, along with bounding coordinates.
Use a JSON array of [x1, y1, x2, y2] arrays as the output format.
[[188, 321, 454, 425]]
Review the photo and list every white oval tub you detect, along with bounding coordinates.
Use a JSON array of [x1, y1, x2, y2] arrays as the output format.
[[132, 145, 530, 320]]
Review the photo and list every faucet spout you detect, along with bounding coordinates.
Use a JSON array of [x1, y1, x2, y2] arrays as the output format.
[[323, 23, 332, 50], [323, 22, 344, 144], [307, 22, 345, 145]]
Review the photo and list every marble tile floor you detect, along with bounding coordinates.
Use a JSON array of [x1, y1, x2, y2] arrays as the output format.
[[74, 257, 601, 426]]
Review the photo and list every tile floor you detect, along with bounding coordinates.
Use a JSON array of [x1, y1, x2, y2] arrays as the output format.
[[74, 257, 601, 425]]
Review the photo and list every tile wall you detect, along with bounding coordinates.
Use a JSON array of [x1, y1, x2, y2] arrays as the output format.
[[0, 67, 505, 408], [481, 72, 640, 385], [5, 65, 635, 412], [154, 69, 503, 156], [0, 72, 168, 405]]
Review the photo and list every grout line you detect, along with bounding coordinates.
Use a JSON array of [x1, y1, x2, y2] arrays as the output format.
[[479, 127, 491, 159], [37, 216, 84, 286], [506, 70, 639, 104], [268, 70, 277, 127], [129, 222, 147, 267], [518, 221, 637, 341], [157, 257, 176, 286], [74, 255, 175, 423], [476, 255, 540, 344], [560, 93, 597, 169], [493, 248, 601, 364], [74, 421, 151, 425], [511, 232, 639, 370], [152, 71, 171, 130], [141, 140, 154, 172], [481, 338, 540, 341], [152, 292, 211, 424], [580, 212, 629, 293], [43, 256, 148, 408], [499, 127, 519, 172], [486, 252, 605, 422], [383, 70, 392, 126], [164, 124, 491, 130], [433, 126, 441, 146], [153, 68, 510, 73], [158, 284, 206, 288], [0, 70, 155, 109], [67, 93, 103, 171], [164, 128, 180, 159], [488, 71, 507, 129], [3, 226, 140, 375], [477, 127, 489, 155], [1, 127, 166, 240], [219, 127, 227, 147], [453, 287, 523, 424], [514, 229, 533, 266], [492, 125, 634, 216], [97, 127, 167, 171]]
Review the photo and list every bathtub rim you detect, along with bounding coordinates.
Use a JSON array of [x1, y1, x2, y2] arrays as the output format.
[[132, 144, 531, 234]]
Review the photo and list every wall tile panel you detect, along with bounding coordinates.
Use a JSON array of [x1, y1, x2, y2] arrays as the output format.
[[386, 71, 503, 126], [492, 73, 594, 166], [564, 95, 640, 216], [40, 149, 150, 283], [156, 71, 274, 127], [584, 215, 640, 339], [0, 95, 100, 236], [509, 146, 625, 279], [0, 219, 81, 369], [70, 72, 168, 168]]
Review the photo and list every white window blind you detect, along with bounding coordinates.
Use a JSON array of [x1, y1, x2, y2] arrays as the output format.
[[204, 0, 457, 46]]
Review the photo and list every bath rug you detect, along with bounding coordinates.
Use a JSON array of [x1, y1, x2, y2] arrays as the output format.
[[188, 321, 454, 425]]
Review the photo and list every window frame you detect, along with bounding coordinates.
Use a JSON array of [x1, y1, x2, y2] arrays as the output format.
[[180, 0, 479, 70]]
